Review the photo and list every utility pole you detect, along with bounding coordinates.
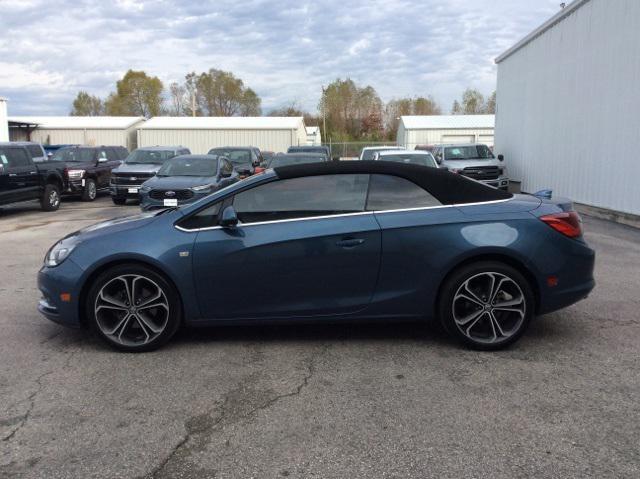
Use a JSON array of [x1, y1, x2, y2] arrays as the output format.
[[321, 85, 326, 145]]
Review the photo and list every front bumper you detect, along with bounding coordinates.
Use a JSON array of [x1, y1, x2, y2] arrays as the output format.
[[37, 259, 85, 328], [65, 179, 85, 194], [139, 190, 210, 211], [110, 185, 142, 199]]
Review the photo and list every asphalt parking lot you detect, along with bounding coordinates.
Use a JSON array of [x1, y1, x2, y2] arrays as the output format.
[[1, 195, 639, 479]]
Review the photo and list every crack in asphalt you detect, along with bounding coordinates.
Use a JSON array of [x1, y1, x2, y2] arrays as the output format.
[[145, 346, 327, 479]]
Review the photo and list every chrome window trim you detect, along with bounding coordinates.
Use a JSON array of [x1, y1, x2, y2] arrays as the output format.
[[174, 198, 512, 233]]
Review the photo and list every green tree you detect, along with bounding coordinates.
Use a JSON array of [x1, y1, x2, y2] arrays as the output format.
[[104, 70, 164, 117], [70, 91, 104, 116], [193, 69, 261, 116], [452, 88, 493, 115], [385, 96, 441, 139], [485, 91, 496, 114], [319, 78, 383, 140]]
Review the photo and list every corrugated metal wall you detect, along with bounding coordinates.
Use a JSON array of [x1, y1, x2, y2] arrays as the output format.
[[495, 0, 640, 215], [29, 128, 137, 150], [137, 129, 302, 154], [400, 128, 495, 148]]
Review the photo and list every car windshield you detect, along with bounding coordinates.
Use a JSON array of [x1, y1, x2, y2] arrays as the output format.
[[157, 157, 217, 177], [269, 155, 326, 168], [125, 149, 177, 164], [51, 148, 94, 162], [379, 153, 437, 168], [208, 149, 251, 165], [361, 148, 398, 161], [445, 145, 494, 160]]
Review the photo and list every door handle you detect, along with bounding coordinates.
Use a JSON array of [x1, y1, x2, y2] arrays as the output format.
[[336, 238, 365, 248]]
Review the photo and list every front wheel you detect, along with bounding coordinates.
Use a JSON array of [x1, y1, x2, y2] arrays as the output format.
[[86, 265, 182, 352], [41, 184, 61, 211], [81, 178, 97, 201], [438, 261, 534, 350]]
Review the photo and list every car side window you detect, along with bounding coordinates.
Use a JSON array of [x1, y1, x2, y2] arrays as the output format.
[[27, 145, 43, 160], [97, 149, 108, 160], [178, 202, 223, 230], [4, 148, 31, 167], [366, 174, 442, 211], [233, 174, 369, 223]]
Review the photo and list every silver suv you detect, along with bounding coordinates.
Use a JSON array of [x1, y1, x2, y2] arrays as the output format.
[[430, 144, 509, 190]]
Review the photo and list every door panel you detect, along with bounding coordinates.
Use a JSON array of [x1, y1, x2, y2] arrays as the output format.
[[192, 214, 381, 320]]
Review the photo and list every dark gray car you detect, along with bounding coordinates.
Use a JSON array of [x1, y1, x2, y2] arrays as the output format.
[[110, 146, 190, 205], [139, 154, 239, 210]]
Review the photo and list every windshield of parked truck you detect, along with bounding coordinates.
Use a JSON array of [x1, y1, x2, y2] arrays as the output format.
[[125, 149, 176, 164], [444, 145, 494, 160], [208, 149, 251, 165], [51, 148, 95, 162], [361, 147, 400, 161], [157, 156, 218, 177], [378, 153, 437, 168]]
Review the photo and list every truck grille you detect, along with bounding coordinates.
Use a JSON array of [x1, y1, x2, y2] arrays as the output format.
[[462, 166, 500, 181], [149, 189, 194, 200], [112, 173, 155, 185]]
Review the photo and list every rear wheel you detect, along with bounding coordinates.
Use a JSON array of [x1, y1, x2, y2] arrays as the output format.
[[86, 265, 181, 352], [438, 261, 534, 350], [112, 197, 127, 205], [81, 178, 97, 201], [41, 184, 61, 211]]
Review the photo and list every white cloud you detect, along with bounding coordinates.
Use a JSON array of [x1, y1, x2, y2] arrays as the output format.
[[0, 0, 562, 115]]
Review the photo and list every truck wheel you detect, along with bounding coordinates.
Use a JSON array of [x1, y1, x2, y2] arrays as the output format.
[[41, 184, 61, 211], [81, 179, 97, 201], [112, 197, 127, 205]]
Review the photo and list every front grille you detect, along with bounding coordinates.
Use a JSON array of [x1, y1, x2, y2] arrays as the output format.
[[112, 173, 155, 185], [462, 166, 500, 181], [149, 189, 194, 200]]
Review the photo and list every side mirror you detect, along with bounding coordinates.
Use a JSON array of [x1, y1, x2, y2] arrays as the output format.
[[435, 156, 442, 165], [252, 159, 261, 167], [47, 152, 53, 159], [497, 154, 504, 162], [219, 206, 238, 228], [220, 170, 232, 178]]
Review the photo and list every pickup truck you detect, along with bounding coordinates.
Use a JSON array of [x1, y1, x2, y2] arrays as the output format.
[[49, 145, 128, 201], [0, 142, 66, 211]]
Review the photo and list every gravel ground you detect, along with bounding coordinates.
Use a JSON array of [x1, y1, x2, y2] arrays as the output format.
[[1, 195, 639, 479]]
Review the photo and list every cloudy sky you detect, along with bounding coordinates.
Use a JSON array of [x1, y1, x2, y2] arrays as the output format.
[[0, 0, 561, 116]]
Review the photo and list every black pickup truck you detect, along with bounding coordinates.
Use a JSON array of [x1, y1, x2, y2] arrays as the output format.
[[0, 142, 66, 211], [49, 145, 128, 201]]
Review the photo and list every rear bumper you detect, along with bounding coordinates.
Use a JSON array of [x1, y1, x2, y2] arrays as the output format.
[[536, 239, 596, 315]]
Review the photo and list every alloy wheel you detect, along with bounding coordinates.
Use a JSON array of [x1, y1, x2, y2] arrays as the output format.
[[49, 190, 60, 208], [452, 272, 526, 345], [94, 274, 170, 347], [87, 182, 97, 199]]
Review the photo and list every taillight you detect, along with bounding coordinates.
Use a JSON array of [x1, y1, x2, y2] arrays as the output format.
[[540, 211, 582, 238]]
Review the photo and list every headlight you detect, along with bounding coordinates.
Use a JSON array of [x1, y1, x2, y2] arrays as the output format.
[[44, 240, 77, 267], [67, 169, 85, 179], [191, 184, 214, 192]]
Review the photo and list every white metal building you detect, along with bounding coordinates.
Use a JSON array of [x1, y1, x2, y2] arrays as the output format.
[[495, 0, 640, 216], [137, 117, 307, 154], [0, 98, 8, 142], [397, 115, 495, 148], [305, 126, 322, 146], [7, 116, 144, 150]]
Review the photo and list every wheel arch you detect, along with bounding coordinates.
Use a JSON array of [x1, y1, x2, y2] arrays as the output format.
[[45, 174, 63, 189], [434, 252, 541, 317], [77, 258, 184, 327]]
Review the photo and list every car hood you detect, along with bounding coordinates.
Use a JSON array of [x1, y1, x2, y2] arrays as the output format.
[[143, 175, 217, 189], [67, 211, 161, 242], [113, 163, 163, 174], [444, 159, 503, 170]]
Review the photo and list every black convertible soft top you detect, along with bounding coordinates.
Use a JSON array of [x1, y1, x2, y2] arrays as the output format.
[[274, 160, 512, 205]]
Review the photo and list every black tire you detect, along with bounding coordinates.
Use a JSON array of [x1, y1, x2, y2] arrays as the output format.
[[86, 264, 182, 352], [438, 261, 534, 350], [112, 197, 127, 205], [81, 178, 97, 201], [41, 184, 61, 211]]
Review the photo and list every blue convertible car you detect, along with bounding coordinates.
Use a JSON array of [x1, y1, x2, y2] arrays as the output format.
[[38, 161, 595, 352]]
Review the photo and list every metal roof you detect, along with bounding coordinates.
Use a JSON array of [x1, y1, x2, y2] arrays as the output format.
[[140, 116, 305, 130], [495, 0, 590, 63], [6, 116, 144, 129], [400, 115, 495, 130]]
